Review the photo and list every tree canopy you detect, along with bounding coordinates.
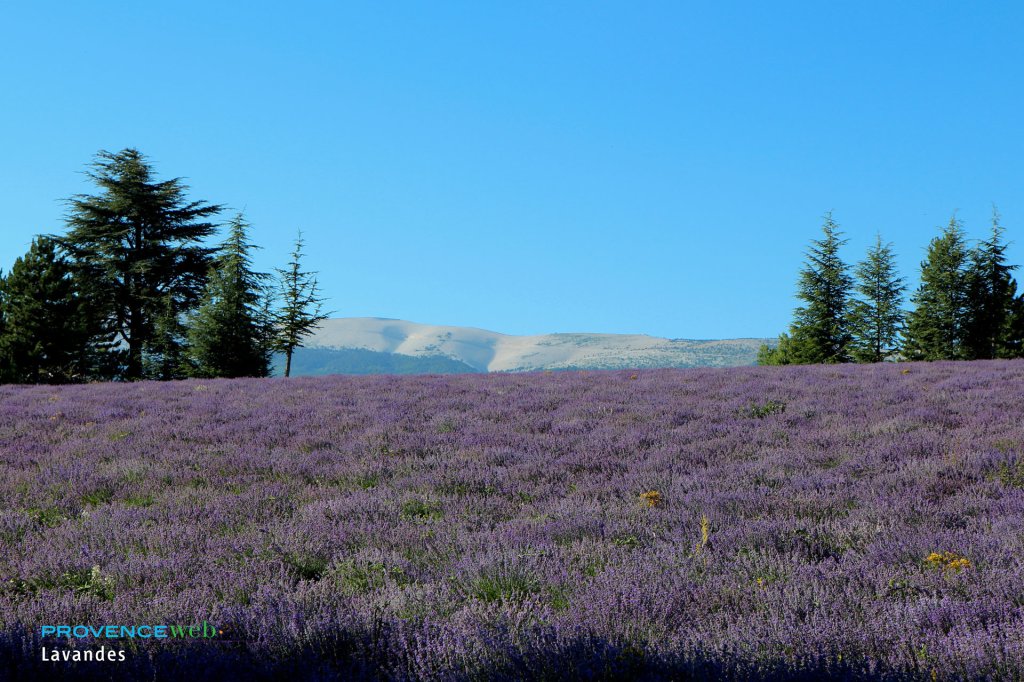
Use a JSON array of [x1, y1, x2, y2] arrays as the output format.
[[273, 232, 330, 377], [761, 210, 1024, 365], [0, 148, 336, 384], [0, 236, 95, 383], [186, 214, 273, 378], [902, 217, 971, 361], [962, 210, 1018, 360], [847, 235, 905, 363], [760, 213, 852, 365], [57, 148, 223, 379]]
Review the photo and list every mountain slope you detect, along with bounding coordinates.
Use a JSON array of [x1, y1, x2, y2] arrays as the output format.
[[290, 318, 769, 374], [272, 347, 480, 376]]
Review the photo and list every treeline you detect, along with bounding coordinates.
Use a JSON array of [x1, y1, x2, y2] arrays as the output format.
[[0, 148, 329, 384], [760, 210, 1024, 364]]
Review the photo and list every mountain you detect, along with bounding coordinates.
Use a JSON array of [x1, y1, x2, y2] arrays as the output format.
[[277, 318, 771, 375]]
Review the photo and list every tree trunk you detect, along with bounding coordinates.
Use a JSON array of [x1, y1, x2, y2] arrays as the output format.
[[127, 302, 143, 380]]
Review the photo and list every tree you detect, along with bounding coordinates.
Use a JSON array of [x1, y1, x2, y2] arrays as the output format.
[[185, 213, 273, 378], [902, 216, 971, 361], [0, 268, 7, 382], [56, 149, 222, 380], [962, 209, 1018, 360], [145, 294, 191, 380], [273, 232, 329, 377], [778, 212, 853, 364], [757, 331, 815, 365], [756, 338, 783, 366], [759, 214, 853, 366], [847, 235, 905, 362], [0, 237, 94, 383], [1003, 294, 1024, 359]]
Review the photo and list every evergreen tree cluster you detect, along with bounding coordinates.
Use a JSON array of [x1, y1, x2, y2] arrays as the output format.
[[760, 210, 1024, 365], [0, 148, 329, 384]]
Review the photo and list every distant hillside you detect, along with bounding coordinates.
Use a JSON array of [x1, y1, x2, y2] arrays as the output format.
[[272, 347, 480, 376], [281, 318, 770, 375]]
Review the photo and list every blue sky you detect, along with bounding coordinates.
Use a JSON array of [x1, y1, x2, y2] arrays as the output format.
[[1, 2, 1022, 339]]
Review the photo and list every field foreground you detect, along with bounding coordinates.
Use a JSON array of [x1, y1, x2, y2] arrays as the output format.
[[1, 362, 1023, 680]]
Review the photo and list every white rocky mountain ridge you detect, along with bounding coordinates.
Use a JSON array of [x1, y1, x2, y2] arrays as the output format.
[[299, 318, 769, 373]]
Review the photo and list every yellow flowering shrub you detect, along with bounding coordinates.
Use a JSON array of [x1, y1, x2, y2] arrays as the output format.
[[924, 551, 971, 573], [640, 490, 663, 508]]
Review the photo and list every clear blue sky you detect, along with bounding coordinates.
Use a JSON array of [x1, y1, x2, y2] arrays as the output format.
[[2, 2, 1021, 339]]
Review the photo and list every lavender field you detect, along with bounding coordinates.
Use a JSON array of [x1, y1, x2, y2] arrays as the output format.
[[2, 362, 1024, 680]]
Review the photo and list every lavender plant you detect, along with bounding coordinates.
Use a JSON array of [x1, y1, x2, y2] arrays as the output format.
[[1, 361, 1023, 680]]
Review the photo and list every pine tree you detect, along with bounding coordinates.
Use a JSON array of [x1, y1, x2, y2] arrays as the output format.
[[56, 149, 222, 380], [848, 235, 905, 363], [962, 209, 1018, 360], [0, 237, 94, 383], [786, 212, 853, 363], [0, 266, 7, 382], [0, 269, 7, 382], [145, 295, 190, 380], [273, 232, 329, 377], [1003, 294, 1024, 359], [185, 214, 272, 378], [903, 216, 970, 361]]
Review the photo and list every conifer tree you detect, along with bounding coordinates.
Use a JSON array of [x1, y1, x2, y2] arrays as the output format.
[[962, 209, 1018, 360], [0, 237, 94, 383], [57, 149, 222, 380], [760, 213, 853, 365], [848, 235, 905, 362], [273, 232, 329, 377], [185, 214, 272, 378], [1003, 294, 1024, 359], [903, 216, 970, 360], [782, 213, 853, 363], [145, 295, 191, 380], [0, 269, 7, 382]]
